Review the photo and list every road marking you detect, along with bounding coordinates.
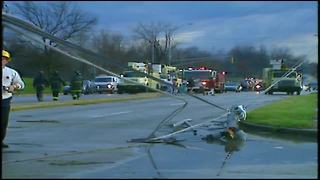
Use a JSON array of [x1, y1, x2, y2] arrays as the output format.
[[91, 111, 132, 118]]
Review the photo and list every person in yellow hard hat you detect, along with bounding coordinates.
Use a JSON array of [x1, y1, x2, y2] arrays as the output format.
[[2, 50, 25, 148]]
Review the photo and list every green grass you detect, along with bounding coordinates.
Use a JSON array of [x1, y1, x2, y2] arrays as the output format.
[[247, 93, 318, 129]]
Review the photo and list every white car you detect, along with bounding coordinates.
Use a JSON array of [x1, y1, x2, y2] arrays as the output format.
[[93, 75, 120, 94]]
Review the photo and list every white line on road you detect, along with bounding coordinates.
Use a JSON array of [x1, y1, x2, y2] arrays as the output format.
[[91, 111, 132, 118]]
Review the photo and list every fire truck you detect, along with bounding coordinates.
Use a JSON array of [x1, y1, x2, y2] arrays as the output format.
[[182, 67, 226, 93]]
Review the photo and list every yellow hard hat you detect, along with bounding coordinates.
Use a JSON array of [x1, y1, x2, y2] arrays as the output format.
[[2, 50, 11, 61]]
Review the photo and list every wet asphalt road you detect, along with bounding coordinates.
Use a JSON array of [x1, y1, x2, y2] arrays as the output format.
[[2, 91, 318, 178]]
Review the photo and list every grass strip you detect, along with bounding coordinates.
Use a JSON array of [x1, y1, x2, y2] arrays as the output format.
[[247, 93, 317, 129]]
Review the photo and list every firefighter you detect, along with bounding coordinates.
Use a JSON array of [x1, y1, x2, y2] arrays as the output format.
[[172, 78, 178, 95], [70, 70, 83, 100], [187, 77, 195, 93], [49, 70, 66, 101], [2, 50, 25, 148], [33, 70, 49, 102]]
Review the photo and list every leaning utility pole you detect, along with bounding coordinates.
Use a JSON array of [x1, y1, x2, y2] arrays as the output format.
[[152, 39, 155, 63], [168, 36, 172, 65]]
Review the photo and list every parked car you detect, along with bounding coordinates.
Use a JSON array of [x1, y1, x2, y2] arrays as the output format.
[[254, 83, 264, 92], [92, 75, 120, 94], [63, 85, 71, 95], [305, 82, 318, 92], [224, 82, 242, 92], [82, 80, 95, 94], [240, 80, 251, 91]]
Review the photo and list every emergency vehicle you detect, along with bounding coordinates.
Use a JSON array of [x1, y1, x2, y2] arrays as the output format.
[[117, 62, 149, 94], [263, 59, 302, 95], [158, 64, 182, 91], [118, 62, 183, 93], [182, 67, 226, 93]]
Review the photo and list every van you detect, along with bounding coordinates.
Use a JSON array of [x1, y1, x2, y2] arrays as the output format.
[[92, 75, 120, 94]]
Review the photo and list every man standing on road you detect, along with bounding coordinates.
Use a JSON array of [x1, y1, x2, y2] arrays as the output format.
[[2, 50, 25, 148], [70, 70, 83, 100], [49, 70, 65, 101], [33, 70, 49, 102]]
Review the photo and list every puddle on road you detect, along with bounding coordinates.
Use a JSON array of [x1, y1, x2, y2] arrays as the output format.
[[9, 143, 43, 147], [16, 120, 60, 123], [19, 115, 33, 117], [2, 150, 22, 153], [37, 160, 115, 166], [83, 130, 317, 178], [8, 126, 24, 129]]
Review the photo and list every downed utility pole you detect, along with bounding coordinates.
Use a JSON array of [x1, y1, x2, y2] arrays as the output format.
[[3, 12, 229, 141]]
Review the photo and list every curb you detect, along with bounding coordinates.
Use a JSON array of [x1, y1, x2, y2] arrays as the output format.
[[239, 121, 318, 138]]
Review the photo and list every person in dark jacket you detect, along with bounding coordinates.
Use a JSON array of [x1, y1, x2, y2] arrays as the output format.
[[33, 70, 49, 102], [49, 70, 66, 101], [70, 70, 83, 100]]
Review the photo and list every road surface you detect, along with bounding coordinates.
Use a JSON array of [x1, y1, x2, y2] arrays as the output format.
[[2, 91, 317, 178]]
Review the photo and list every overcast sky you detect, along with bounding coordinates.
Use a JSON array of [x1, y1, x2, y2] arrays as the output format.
[[6, 1, 318, 63]]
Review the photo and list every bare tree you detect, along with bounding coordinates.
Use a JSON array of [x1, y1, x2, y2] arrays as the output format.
[[14, 1, 98, 73], [91, 30, 127, 74], [15, 2, 97, 43], [133, 22, 179, 64]]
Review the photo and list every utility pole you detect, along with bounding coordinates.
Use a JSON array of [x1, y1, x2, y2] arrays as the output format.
[[152, 38, 155, 64]]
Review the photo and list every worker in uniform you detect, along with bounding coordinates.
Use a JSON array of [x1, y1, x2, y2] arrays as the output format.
[[208, 77, 215, 96], [70, 70, 83, 100], [33, 70, 49, 102], [172, 78, 178, 95], [2, 50, 25, 148], [49, 70, 65, 101]]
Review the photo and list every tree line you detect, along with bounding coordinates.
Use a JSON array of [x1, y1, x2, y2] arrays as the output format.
[[3, 2, 317, 82]]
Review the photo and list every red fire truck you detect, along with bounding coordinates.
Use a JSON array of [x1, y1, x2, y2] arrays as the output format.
[[182, 67, 226, 93]]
